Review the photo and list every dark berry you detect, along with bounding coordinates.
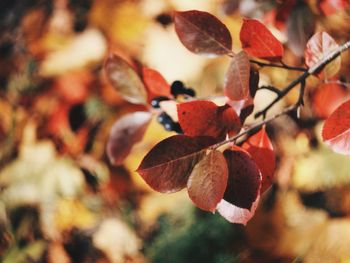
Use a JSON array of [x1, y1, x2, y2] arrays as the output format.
[[157, 112, 172, 124], [164, 121, 174, 131], [151, 96, 170, 108], [183, 88, 196, 97], [69, 103, 86, 132], [171, 80, 185, 96], [173, 123, 183, 134], [155, 13, 173, 27]]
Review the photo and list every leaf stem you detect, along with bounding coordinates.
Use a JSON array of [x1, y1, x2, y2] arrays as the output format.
[[212, 105, 296, 150], [254, 40, 350, 119]]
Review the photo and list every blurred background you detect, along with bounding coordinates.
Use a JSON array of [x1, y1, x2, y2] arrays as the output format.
[[0, 0, 350, 262]]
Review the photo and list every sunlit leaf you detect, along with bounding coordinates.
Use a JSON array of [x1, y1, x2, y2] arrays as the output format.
[[104, 54, 147, 104], [187, 150, 228, 212], [107, 111, 152, 166], [137, 135, 216, 193], [142, 67, 171, 101], [224, 51, 250, 100], [305, 32, 341, 78], [177, 100, 241, 140], [174, 10, 232, 56], [222, 148, 261, 209], [239, 18, 284, 60], [312, 83, 348, 119], [242, 126, 275, 193], [322, 99, 350, 155], [286, 2, 315, 56]]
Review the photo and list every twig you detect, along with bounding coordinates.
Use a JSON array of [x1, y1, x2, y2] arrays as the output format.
[[254, 40, 350, 119], [258, 85, 282, 96], [250, 59, 307, 72], [212, 105, 297, 150]]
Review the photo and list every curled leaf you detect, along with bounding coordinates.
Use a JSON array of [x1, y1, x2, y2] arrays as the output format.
[[224, 51, 251, 100], [104, 54, 147, 104], [174, 10, 232, 56], [239, 18, 284, 60], [107, 111, 151, 166], [177, 100, 241, 140], [137, 135, 216, 193], [187, 150, 228, 212], [242, 126, 275, 193], [305, 32, 340, 78], [322, 99, 350, 155]]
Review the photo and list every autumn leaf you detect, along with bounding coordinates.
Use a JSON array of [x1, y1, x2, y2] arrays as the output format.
[[224, 51, 251, 100], [242, 126, 275, 193], [137, 135, 216, 193], [187, 150, 228, 212], [177, 100, 241, 140], [239, 18, 284, 60], [318, 0, 349, 16], [142, 67, 171, 101], [222, 148, 261, 209], [312, 83, 348, 119], [174, 10, 232, 56], [107, 111, 152, 166], [305, 32, 341, 78], [104, 54, 147, 104], [322, 99, 350, 155], [286, 2, 315, 57]]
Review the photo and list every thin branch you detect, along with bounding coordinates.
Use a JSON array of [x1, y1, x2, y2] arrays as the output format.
[[254, 40, 350, 119], [250, 59, 307, 72], [258, 85, 282, 96], [212, 105, 297, 150]]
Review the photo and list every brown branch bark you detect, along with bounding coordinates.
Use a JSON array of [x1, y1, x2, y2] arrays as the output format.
[[254, 40, 350, 119]]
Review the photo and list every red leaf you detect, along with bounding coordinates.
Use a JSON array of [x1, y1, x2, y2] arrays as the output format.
[[224, 51, 251, 100], [318, 0, 349, 16], [322, 99, 350, 155], [312, 83, 348, 119], [177, 100, 241, 140], [286, 2, 315, 57], [216, 194, 260, 225], [187, 150, 228, 212], [222, 148, 261, 209], [242, 126, 275, 193], [107, 111, 152, 166], [142, 67, 171, 101], [174, 10, 232, 56], [239, 18, 284, 60], [104, 54, 147, 104], [304, 32, 340, 78], [137, 135, 216, 193]]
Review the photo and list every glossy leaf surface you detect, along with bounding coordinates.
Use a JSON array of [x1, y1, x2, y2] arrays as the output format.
[[142, 67, 171, 101]]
